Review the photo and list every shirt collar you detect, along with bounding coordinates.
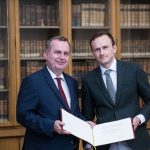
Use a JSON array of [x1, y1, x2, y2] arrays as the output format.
[[46, 66, 65, 81], [100, 59, 117, 75]]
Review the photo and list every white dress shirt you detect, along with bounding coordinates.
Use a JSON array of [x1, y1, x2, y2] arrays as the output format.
[[46, 66, 71, 108]]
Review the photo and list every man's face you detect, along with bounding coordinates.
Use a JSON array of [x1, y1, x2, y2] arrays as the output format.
[[44, 39, 70, 73], [91, 35, 116, 68]]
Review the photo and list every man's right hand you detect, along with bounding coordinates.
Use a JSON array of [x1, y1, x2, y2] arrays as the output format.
[[54, 120, 70, 134]]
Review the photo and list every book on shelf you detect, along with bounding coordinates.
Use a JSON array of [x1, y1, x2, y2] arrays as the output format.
[[72, 39, 92, 57], [72, 3, 81, 26], [72, 2, 106, 27], [30, 5, 36, 26], [0, 66, 5, 89], [0, 0, 7, 26], [0, 40, 4, 58], [89, 3, 105, 27], [0, 2, 2, 26], [72, 60, 98, 88], [123, 58, 150, 83], [122, 40, 150, 57], [20, 40, 46, 58], [0, 31, 7, 58], [121, 3, 150, 27], [20, 3, 59, 26], [21, 61, 44, 80], [0, 99, 8, 122], [81, 3, 89, 27]]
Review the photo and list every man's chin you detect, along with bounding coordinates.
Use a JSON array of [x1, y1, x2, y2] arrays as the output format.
[[57, 66, 67, 71]]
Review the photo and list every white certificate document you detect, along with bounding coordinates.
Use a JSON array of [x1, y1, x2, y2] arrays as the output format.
[[61, 109, 134, 146]]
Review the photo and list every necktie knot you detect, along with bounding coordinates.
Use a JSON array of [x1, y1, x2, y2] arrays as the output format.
[[55, 77, 61, 83], [104, 69, 111, 75]]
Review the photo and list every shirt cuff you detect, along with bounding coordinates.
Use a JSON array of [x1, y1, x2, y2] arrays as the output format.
[[136, 114, 145, 124]]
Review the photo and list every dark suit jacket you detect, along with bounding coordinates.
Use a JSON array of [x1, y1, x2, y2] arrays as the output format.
[[17, 66, 82, 150], [82, 60, 150, 150]]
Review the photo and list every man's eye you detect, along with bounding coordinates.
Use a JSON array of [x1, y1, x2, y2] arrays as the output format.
[[94, 48, 101, 51], [55, 51, 60, 54], [102, 46, 108, 49], [64, 52, 69, 56]]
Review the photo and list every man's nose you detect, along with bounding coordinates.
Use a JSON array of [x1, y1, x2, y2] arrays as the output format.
[[99, 49, 105, 55], [59, 53, 65, 59]]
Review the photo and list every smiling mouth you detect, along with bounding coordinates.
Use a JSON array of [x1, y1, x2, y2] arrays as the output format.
[[57, 61, 66, 64]]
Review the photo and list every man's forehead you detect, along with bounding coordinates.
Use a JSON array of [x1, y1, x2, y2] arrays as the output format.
[[92, 36, 111, 45]]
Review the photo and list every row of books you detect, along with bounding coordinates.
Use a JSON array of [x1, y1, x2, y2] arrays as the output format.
[[0, 1, 7, 26], [0, 99, 8, 122], [72, 40, 92, 57], [72, 39, 150, 58], [20, 40, 47, 58], [0, 67, 6, 89], [121, 4, 150, 27], [72, 60, 98, 88], [124, 58, 150, 82], [125, 58, 150, 73], [2, 38, 150, 59], [0, 34, 8, 58], [121, 40, 150, 57], [20, 39, 94, 58], [21, 61, 45, 81], [20, 4, 59, 26], [72, 2, 106, 27], [72, 58, 150, 89]]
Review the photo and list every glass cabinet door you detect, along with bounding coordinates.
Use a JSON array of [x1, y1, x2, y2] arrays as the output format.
[[120, 0, 150, 128], [120, 0, 150, 82], [0, 0, 8, 122], [71, 0, 110, 89], [19, 0, 60, 81]]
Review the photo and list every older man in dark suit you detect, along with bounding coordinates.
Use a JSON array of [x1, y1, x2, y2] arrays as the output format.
[[82, 32, 150, 150], [17, 36, 82, 150]]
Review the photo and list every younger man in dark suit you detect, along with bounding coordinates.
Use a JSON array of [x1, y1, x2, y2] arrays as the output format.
[[17, 36, 82, 150], [82, 32, 150, 150]]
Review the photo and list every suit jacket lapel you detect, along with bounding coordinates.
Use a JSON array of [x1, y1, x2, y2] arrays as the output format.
[[64, 73, 75, 112], [115, 60, 125, 105], [42, 66, 70, 110], [94, 67, 114, 106]]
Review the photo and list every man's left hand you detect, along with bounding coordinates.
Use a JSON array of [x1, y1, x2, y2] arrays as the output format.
[[132, 117, 141, 131]]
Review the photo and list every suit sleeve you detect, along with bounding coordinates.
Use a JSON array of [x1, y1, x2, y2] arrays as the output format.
[[137, 66, 150, 121], [16, 77, 54, 137], [81, 78, 95, 121]]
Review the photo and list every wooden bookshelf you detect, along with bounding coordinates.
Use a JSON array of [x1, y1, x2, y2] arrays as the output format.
[[120, 0, 150, 84], [0, 0, 8, 124], [0, 0, 149, 149], [71, 0, 111, 91]]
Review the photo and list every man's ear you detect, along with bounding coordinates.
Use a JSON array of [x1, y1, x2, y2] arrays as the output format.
[[43, 51, 47, 59], [113, 45, 117, 53]]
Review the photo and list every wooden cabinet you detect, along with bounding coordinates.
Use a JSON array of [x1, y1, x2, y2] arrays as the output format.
[[71, 0, 110, 89], [119, 0, 150, 129], [0, 0, 149, 149], [0, 0, 9, 123], [119, 0, 150, 81]]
